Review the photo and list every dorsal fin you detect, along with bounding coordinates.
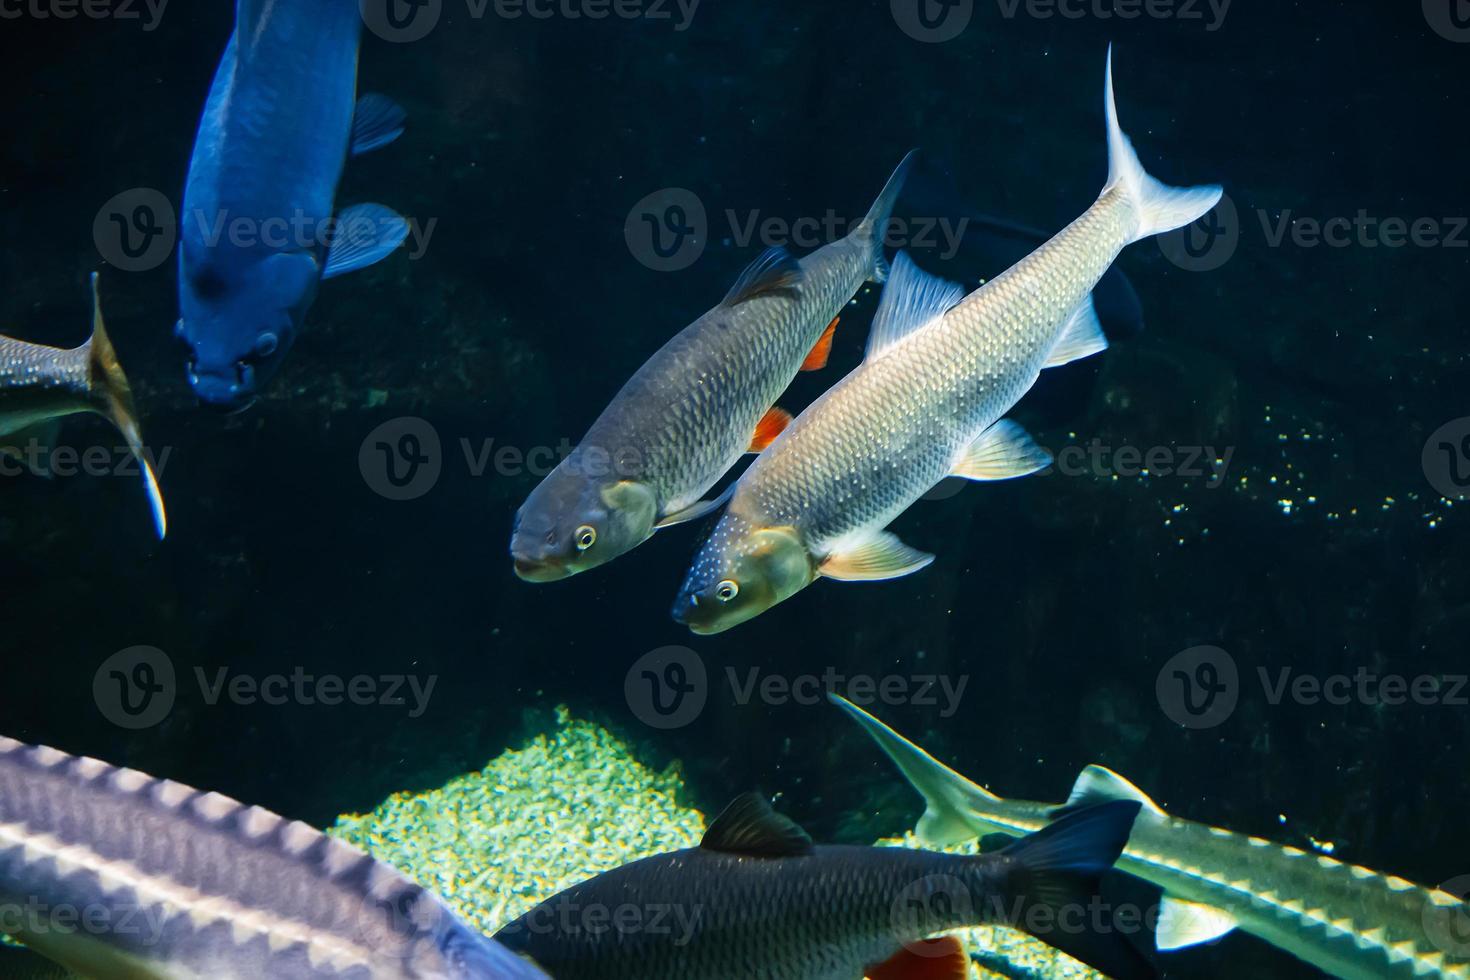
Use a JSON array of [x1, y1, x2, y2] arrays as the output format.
[[700, 793, 813, 857], [1050, 765, 1166, 822], [865, 252, 965, 361], [722, 247, 803, 306]]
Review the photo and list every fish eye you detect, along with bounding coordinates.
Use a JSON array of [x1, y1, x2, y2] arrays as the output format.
[[715, 579, 739, 602], [253, 332, 279, 357], [575, 525, 597, 551]]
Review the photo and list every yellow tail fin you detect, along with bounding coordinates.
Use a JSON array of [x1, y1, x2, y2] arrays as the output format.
[[83, 273, 166, 539]]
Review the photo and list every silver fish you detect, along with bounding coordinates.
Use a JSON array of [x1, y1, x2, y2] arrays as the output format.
[[511, 153, 913, 582], [0, 273, 166, 539], [674, 49, 1221, 633], [833, 693, 1470, 980], [494, 791, 1150, 980], [0, 735, 545, 978]]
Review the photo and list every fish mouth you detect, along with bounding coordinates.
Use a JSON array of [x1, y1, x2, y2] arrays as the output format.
[[671, 593, 730, 634], [513, 555, 573, 583]]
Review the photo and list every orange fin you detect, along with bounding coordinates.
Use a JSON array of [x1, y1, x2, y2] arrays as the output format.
[[800, 317, 839, 371], [868, 937, 968, 980], [748, 406, 793, 453]]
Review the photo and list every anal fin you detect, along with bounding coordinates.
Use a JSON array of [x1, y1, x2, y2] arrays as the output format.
[[952, 420, 1051, 481], [820, 531, 933, 582]]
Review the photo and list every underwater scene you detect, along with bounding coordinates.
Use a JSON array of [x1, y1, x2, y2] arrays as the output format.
[[1, 1, 1467, 977]]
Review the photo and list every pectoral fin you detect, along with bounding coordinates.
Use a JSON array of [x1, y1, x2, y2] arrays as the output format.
[[1156, 896, 1239, 950], [747, 406, 793, 453], [323, 204, 410, 279], [654, 483, 735, 530], [350, 94, 407, 156], [800, 317, 838, 371], [819, 531, 933, 582], [867, 936, 968, 980], [952, 420, 1051, 481]]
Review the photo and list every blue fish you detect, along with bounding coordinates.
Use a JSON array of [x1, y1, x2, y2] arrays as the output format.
[[177, 0, 410, 409]]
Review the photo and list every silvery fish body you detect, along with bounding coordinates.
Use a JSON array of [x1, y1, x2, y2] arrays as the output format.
[[834, 694, 1470, 980], [510, 153, 913, 582], [675, 50, 1222, 633], [0, 736, 545, 979]]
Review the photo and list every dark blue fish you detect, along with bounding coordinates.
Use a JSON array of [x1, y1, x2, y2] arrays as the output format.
[[177, 0, 410, 409]]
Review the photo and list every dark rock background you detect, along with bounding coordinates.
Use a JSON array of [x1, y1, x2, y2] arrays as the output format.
[[2, 3, 1467, 976]]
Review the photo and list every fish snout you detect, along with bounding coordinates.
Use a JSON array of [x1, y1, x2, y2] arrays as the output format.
[[671, 590, 725, 634], [512, 554, 572, 583], [188, 362, 257, 412]]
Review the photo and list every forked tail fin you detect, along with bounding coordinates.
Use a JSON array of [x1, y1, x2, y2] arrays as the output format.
[[996, 800, 1157, 979], [84, 273, 166, 539], [1103, 45, 1222, 243]]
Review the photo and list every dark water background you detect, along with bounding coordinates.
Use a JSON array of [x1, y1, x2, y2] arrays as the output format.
[[2, 2, 1468, 976]]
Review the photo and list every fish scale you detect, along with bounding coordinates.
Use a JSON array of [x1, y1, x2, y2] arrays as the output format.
[[587, 240, 868, 516], [739, 188, 1134, 552]]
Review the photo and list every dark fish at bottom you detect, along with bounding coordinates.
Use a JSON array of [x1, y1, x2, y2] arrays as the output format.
[[494, 792, 1151, 980]]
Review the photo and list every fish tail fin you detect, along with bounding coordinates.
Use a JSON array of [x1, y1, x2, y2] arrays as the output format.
[[1103, 45, 1222, 244], [993, 800, 1157, 980], [855, 149, 918, 283], [83, 273, 167, 539]]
